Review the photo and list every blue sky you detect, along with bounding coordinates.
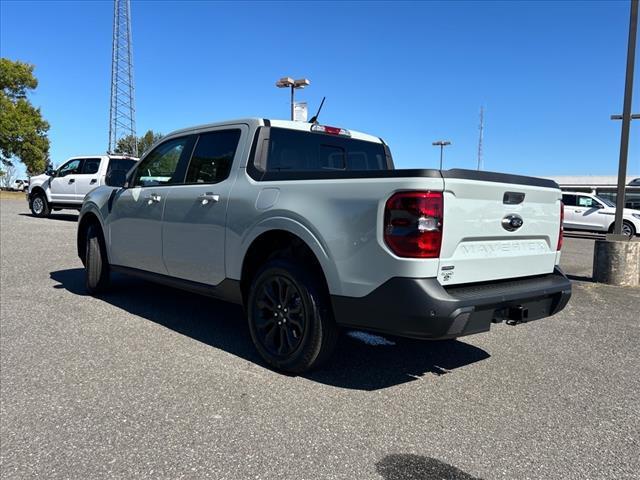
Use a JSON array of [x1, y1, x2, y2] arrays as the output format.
[[1, 0, 639, 178]]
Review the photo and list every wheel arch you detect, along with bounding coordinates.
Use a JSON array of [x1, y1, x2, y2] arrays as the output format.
[[77, 210, 107, 265], [608, 217, 638, 235], [237, 225, 338, 305], [29, 185, 48, 201]]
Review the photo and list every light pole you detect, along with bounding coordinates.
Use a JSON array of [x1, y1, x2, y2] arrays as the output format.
[[609, 0, 638, 238], [276, 77, 310, 120], [432, 140, 451, 170]]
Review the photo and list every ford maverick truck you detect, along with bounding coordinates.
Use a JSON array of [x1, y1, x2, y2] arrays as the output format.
[[77, 119, 571, 372]]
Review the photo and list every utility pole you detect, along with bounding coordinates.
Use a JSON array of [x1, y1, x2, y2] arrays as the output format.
[[593, 0, 640, 287], [610, 0, 638, 237], [108, 0, 137, 156], [477, 106, 484, 170], [432, 140, 451, 170]]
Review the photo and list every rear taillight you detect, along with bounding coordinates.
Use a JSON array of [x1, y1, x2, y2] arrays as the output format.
[[384, 191, 443, 258], [557, 201, 564, 251]]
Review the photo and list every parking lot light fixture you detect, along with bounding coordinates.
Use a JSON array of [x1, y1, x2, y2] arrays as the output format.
[[432, 140, 452, 170], [276, 77, 311, 120]]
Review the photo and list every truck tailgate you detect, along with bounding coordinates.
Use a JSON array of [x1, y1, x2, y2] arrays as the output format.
[[438, 175, 561, 286]]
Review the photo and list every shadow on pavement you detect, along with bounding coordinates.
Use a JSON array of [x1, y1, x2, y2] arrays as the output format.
[[50, 268, 490, 391], [376, 454, 482, 480], [19, 213, 78, 222], [566, 274, 593, 283]]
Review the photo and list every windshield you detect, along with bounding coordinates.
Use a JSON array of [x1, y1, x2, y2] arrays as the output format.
[[595, 195, 616, 207]]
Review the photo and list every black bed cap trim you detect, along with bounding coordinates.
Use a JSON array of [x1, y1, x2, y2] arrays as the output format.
[[442, 169, 559, 189], [254, 168, 558, 187], [256, 169, 442, 181]]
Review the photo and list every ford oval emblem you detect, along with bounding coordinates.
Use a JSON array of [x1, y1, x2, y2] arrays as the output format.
[[502, 214, 524, 232]]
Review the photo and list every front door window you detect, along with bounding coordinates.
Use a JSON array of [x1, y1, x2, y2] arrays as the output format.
[[132, 138, 188, 187], [57, 160, 82, 177], [577, 196, 598, 208]]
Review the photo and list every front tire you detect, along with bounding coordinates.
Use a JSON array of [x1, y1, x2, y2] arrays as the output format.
[[622, 221, 636, 238], [85, 224, 110, 294], [247, 258, 338, 373], [30, 192, 50, 217]]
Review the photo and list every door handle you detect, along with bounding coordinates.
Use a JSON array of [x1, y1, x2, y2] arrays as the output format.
[[198, 193, 220, 205], [90, 178, 97, 185], [144, 193, 161, 204], [574, 210, 582, 213], [68, 178, 75, 184]]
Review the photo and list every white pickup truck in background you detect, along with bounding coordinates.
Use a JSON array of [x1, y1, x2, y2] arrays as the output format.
[[28, 155, 137, 217]]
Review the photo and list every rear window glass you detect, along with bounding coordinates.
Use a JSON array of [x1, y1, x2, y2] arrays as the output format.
[[107, 158, 136, 175], [82, 158, 101, 175], [562, 194, 576, 206], [265, 128, 387, 172]]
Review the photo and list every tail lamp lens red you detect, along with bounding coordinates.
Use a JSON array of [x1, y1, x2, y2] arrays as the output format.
[[384, 191, 443, 258], [557, 201, 564, 251]]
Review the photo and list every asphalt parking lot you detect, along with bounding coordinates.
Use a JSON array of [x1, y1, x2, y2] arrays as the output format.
[[1, 197, 639, 480]]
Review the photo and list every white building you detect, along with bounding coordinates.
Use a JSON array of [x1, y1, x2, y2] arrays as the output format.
[[544, 175, 640, 209]]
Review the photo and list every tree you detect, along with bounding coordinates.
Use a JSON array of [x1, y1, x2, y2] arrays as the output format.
[[0, 163, 17, 189], [0, 58, 50, 175], [115, 130, 163, 157]]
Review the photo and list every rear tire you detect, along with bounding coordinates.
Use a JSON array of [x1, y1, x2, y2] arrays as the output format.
[[85, 224, 110, 294], [30, 192, 50, 217], [247, 257, 338, 373]]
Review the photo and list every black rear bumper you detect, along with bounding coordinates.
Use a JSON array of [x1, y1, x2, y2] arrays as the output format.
[[331, 268, 572, 340]]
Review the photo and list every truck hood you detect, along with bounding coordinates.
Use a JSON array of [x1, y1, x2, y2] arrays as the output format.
[[29, 174, 51, 187], [602, 207, 640, 216]]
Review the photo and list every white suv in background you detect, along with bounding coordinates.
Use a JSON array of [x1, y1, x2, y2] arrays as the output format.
[[562, 192, 640, 237], [9, 179, 29, 191], [28, 155, 137, 217]]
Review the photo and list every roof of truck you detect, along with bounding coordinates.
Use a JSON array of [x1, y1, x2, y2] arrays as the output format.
[[165, 118, 383, 144], [64, 154, 139, 160]]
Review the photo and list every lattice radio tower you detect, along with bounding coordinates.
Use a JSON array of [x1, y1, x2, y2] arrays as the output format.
[[477, 105, 484, 171], [108, 0, 137, 155]]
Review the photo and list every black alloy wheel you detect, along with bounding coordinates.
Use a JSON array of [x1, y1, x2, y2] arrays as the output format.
[[247, 258, 339, 373], [253, 275, 306, 358]]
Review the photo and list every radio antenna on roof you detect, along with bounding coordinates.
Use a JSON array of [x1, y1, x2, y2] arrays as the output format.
[[309, 97, 326, 124]]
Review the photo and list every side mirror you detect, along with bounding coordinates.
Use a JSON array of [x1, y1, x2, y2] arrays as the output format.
[[106, 170, 127, 188]]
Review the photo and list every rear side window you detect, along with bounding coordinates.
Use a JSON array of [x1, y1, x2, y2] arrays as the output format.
[[107, 158, 136, 176], [265, 128, 387, 172], [562, 194, 576, 206], [185, 130, 241, 184], [81, 158, 101, 175]]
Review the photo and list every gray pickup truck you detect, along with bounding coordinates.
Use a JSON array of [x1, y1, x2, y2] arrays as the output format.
[[78, 118, 571, 373]]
